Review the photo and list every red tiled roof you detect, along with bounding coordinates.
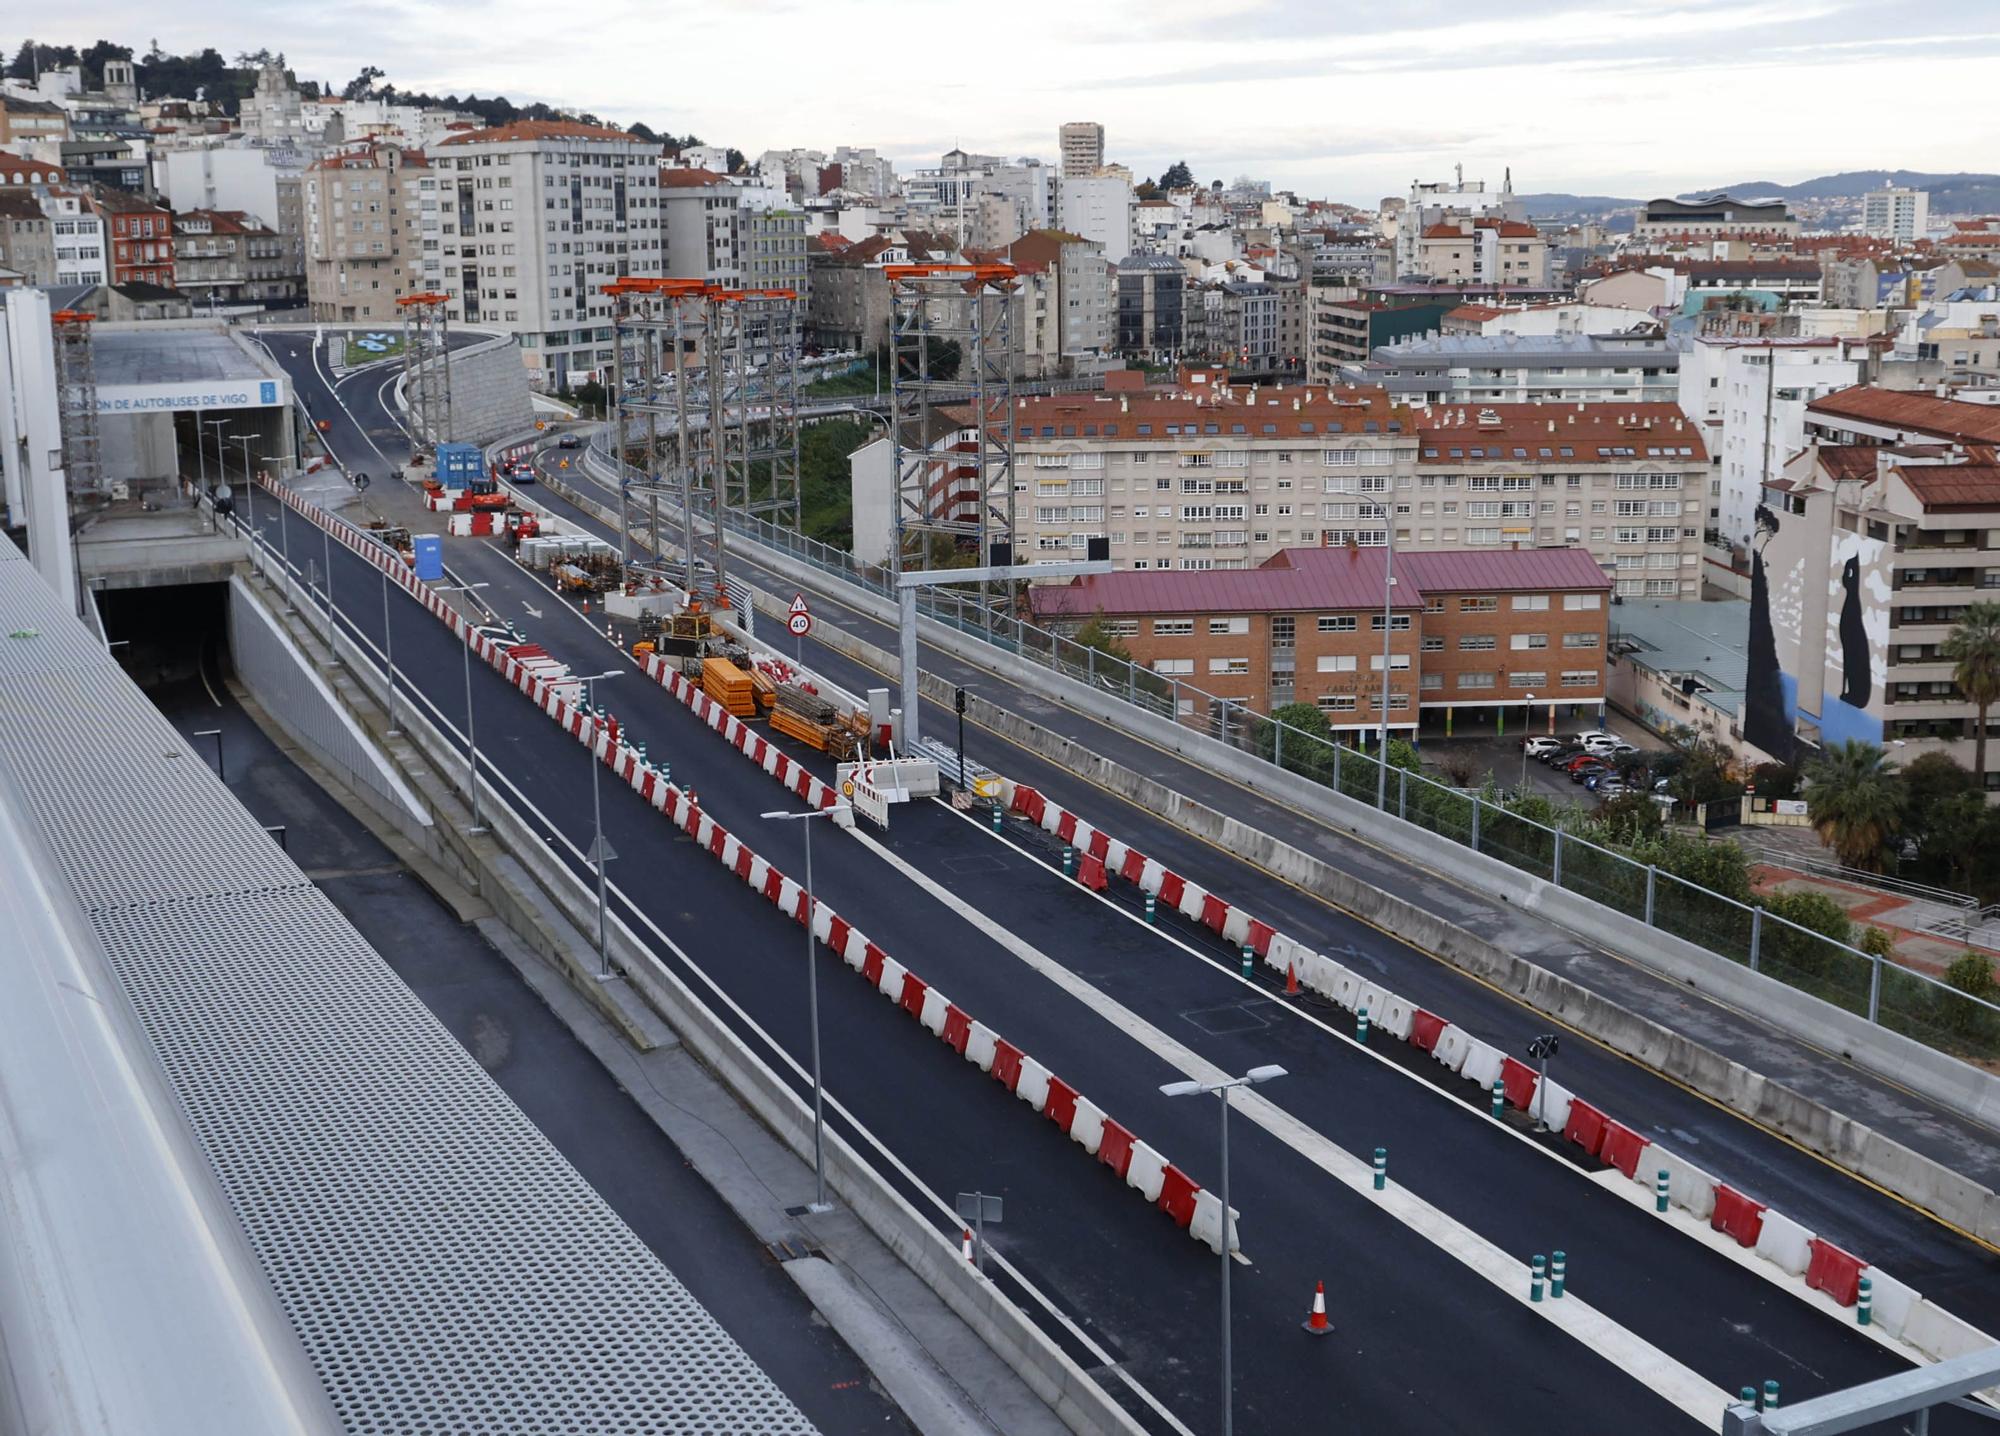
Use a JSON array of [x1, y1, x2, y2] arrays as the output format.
[[309, 143, 428, 171], [659, 165, 728, 188], [1029, 544, 1606, 619], [1000, 383, 1409, 437], [1895, 465, 2000, 510], [1446, 304, 1506, 321], [1415, 402, 1705, 461], [1808, 387, 2000, 446], [440, 119, 645, 146], [0, 149, 63, 181]]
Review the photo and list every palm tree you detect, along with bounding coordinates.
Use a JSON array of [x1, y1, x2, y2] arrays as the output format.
[[1803, 740, 1906, 871], [1943, 602, 2000, 784]]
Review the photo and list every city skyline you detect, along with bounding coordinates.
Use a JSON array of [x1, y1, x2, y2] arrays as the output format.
[[29, 0, 2000, 202]]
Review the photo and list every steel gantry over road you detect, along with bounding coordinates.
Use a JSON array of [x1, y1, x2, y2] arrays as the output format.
[[886, 262, 1019, 583], [605, 278, 804, 607]]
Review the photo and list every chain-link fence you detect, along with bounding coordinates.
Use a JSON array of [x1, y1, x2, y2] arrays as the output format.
[[584, 435, 2000, 1067]]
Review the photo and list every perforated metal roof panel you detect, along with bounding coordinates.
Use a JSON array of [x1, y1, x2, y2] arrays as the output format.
[[0, 543, 818, 1435]]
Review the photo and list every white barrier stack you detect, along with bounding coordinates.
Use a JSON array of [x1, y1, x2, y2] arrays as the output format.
[[1859, 1267, 1920, 1340], [1432, 1025, 1474, 1072], [1126, 1143, 1168, 1204], [1457, 1039, 1505, 1091], [1189, 1190, 1241, 1256], [1653, 1148, 1718, 1222]]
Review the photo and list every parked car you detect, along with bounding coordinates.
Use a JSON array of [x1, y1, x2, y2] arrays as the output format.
[[1558, 752, 1604, 773], [1563, 729, 1616, 746], [1580, 734, 1623, 754], [1544, 745, 1590, 766], [1569, 760, 1608, 783], [1653, 776, 1673, 793], [1522, 736, 1563, 758]]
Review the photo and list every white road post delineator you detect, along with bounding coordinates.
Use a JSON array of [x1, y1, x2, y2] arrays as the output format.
[[893, 558, 1109, 746]]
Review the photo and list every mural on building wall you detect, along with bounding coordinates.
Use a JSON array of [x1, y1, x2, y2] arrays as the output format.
[[1821, 532, 1888, 745], [1743, 507, 1796, 764]]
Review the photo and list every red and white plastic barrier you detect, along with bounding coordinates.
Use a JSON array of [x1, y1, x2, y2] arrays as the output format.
[[990, 772, 1996, 1355], [638, 655, 840, 813], [254, 476, 1237, 1258]]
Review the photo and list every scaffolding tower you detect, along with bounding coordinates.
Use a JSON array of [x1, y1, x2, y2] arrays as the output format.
[[885, 264, 1019, 581], [50, 310, 104, 497], [397, 292, 453, 453], [613, 281, 804, 611]]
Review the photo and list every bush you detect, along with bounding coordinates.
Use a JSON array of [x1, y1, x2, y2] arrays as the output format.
[[1859, 926, 1896, 959], [1945, 950, 1997, 1003], [1759, 889, 1854, 982]]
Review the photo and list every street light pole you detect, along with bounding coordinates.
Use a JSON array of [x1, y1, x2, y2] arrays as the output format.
[[1374, 496, 1397, 808], [435, 582, 491, 833], [580, 670, 623, 981], [1161, 1063, 1287, 1436], [1519, 692, 1536, 794], [761, 803, 845, 1214], [380, 568, 400, 736]]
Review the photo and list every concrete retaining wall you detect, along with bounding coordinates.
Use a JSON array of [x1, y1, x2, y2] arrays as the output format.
[[408, 335, 534, 446]]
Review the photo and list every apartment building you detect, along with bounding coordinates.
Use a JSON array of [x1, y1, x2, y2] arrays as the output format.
[[0, 190, 55, 282], [1764, 407, 2000, 777], [434, 120, 665, 388], [158, 142, 310, 284], [1362, 331, 1682, 405], [1056, 174, 1132, 262], [659, 166, 740, 284], [1675, 336, 1865, 553], [969, 228, 1111, 377], [1413, 216, 1550, 287], [739, 203, 808, 296], [1115, 251, 1184, 355], [996, 373, 1418, 569], [87, 187, 172, 287], [173, 209, 295, 304], [805, 230, 959, 352], [1028, 543, 1609, 734], [42, 191, 107, 285], [0, 96, 68, 148], [1306, 293, 1451, 378], [1059, 122, 1105, 179], [1411, 403, 1706, 596], [1862, 186, 1929, 242], [302, 143, 441, 323]]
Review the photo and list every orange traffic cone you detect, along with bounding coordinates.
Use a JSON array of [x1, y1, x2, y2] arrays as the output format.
[[1285, 963, 1301, 996], [961, 1228, 975, 1263], [1303, 1279, 1331, 1336]]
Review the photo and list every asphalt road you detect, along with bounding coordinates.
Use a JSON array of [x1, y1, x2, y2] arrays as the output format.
[[222, 477, 1994, 1436]]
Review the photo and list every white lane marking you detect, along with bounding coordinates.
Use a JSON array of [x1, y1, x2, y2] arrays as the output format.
[[851, 822, 1731, 1428], [233, 509, 1188, 1436], [303, 333, 393, 469], [932, 800, 1960, 1363]]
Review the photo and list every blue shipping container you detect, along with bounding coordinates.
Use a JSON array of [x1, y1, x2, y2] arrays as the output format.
[[413, 534, 444, 581], [434, 442, 484, 487]]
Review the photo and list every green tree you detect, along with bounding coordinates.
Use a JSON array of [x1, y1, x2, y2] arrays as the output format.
[[1803, 739, 1905, 871], [1159, 160, 1195, 189], [1943, 600, 2000, 783], [1630, 828, 1752, 902], [1596, 791, 1665, 845], [1253, 701, 1336, 781], [1916, 790, 1985, 889], [1859, 926, 1896, 959], [1665, 727, 1740, 804], [1747, 761, 1800, 799], [1945, 950, 1997, 1003]]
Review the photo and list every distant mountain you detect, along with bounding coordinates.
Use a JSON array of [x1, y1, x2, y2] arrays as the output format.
[[1516, 172, 2000, 225]]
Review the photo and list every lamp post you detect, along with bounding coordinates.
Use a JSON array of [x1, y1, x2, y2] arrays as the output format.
[[231, 434, 269, 568], [761, 803, 846, 1215], [380, 567, 401, 736], [1374, 498, 1397, 809], [579, 670, 622, 981], [1160, 1063, 1288, 1436], [435, 582, 491, 833], [1519, 693, 1537, 795]]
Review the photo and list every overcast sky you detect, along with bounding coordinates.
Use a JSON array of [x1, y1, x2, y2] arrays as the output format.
[[46, 0, 1998, 202]]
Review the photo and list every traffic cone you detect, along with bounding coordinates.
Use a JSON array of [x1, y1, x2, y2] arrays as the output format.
[[1302, 1280, 1331, 1336], [961, 1228, 975, 1263], [1285, 962, 1300, 996]]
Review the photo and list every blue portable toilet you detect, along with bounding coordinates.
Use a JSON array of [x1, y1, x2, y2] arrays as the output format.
[[413, 533, 444, 581]]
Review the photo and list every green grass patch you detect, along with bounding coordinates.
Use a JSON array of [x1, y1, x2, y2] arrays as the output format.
[[344, 331, 405, 366]]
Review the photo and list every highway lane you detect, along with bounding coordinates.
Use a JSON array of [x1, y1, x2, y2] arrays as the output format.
[[237, 493, 1728, 1435], [541, 429, 2000, 1204], [518, 436, 2000, 1341], [233, 490, 1988, 1435]]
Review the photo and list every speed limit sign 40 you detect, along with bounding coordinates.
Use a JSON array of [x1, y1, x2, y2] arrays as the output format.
[[787, 593, 813, 638]]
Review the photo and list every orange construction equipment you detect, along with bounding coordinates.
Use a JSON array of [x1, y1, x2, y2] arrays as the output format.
[[1303, 1280, 1331, 1336]]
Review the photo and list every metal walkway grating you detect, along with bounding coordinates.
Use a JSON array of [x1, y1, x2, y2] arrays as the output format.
[[0, 541, 817, 1435]]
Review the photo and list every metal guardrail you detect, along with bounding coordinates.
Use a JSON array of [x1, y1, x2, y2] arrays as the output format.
[[1750, 850, 1978, 911], [576, 431, 2000, 1066]]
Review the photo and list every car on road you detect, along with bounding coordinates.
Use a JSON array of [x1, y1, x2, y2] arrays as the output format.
[[1522, 736, 1564, 758], [556, 433, 582, 449]]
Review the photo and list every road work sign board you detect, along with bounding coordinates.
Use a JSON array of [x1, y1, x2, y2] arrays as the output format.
[[839, 773, 889, 829]]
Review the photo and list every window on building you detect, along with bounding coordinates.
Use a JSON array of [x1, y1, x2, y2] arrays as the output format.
[[1153, 618, 1194, 636], [1459, 672, 1496, 689], [1460, 595, 1497, 612], [1209, 616, 1249, 635], [1316, 654, 1359, 673], [1370, 614, 1412, 631]]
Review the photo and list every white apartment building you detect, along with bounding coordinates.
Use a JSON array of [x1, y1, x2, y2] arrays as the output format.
[[1392, 171, 1521, 278], [1056, 174, 1133, 262], [1363, 332, 1682, 406], [43, 191, 107, 284], [1861, 186, 1929, 242], [434, 120, 665, 388], [1059, 121, 1104, 179], [1675, 336, 1864, 553], [659, 166, 740, 284]]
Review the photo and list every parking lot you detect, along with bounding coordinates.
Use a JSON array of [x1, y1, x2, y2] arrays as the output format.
[[1412, 711, 1667, 804]]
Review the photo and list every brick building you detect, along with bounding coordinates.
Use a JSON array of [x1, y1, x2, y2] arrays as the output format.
[[90, 187, 173, 287], [1031, 543, 1610, 735]]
